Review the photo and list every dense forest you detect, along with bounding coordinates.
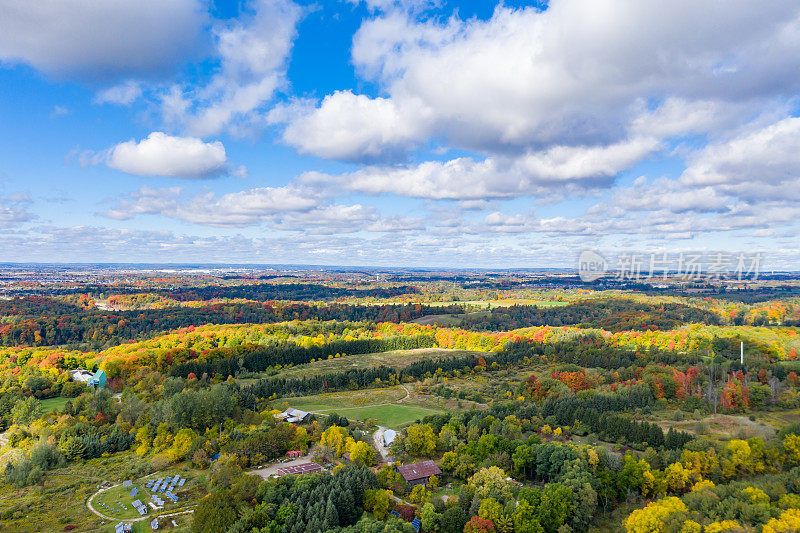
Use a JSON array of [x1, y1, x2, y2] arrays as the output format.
[[461, 299, 720, 331], [1, 274, 799, 533], [0, 298, 461, 347]]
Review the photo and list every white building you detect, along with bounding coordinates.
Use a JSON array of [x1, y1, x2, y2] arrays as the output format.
[[274, 408, 310, 423], [69, 368, 94, 383], [383, 429, 397, 447]]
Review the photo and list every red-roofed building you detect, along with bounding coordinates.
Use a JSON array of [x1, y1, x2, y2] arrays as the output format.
[[397, 460, 441, 486]]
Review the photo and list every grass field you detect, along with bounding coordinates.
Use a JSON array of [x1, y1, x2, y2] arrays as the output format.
[[40, 396, 69, 413], [0, 453, 149, 532], [313, 404, 442, 428], [758, 408, 800, 430], [243, 347, 487, 382], [275, 386, 447, 428], [654, 412, 777, 440], [0, 452, 203, 533], [92, 483, 146, 520], [282, 386, 408, 410]]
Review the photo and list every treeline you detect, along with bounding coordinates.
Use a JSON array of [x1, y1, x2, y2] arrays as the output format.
[[543, 391, 692, 449], [58, 426, 134, 460], [162, 282, 419, 302], [0, 299, 460, 347], [0, 296, 84, 316], [540, 385, 655, 421], [461, 298, 719, 331], [169, 334, 437, 379], [196, 465, 381, 533], [588, 412, 691, 449], [238, 338, 685, 400]]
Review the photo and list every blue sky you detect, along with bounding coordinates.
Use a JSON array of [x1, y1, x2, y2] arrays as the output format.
[[1, 0, 799, 268]]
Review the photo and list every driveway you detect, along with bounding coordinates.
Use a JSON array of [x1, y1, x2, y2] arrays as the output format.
[[372, 426, 392, 460]]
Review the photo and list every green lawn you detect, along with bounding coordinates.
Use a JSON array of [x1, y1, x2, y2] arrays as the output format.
[[90, 470, 200, 523], [0, 452, 153, 532], [316, 404, 443, 428], [92, 483, 147, 520], [276, 386, 444, 428], [40, 396, 70, 413]]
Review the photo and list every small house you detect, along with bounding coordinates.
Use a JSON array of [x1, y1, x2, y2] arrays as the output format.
[[68, 368, 106, 388], [274, 408, 309, 423], [397, 460, 441, 486]]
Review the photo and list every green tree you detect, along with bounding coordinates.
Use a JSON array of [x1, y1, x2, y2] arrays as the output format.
[[60, 437, 85, 461], [469, 466, 514, 502], [406, 424, 437, 457], [192, 490, 238, 533], [537, 483, 574, 533], [514, 500, 544, 533], [30, 439, 64, 471], [441, 507, 467, 533], [420, 502, 443, 532], [365, 489, 393, 520], [12, 396, 42, 425]]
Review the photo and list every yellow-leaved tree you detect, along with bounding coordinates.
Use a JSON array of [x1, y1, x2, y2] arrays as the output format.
[[762, 508, 800, 533], [319, 425, 354, 458], [625, 497, 687, 533], [349, 441, 376, 466]]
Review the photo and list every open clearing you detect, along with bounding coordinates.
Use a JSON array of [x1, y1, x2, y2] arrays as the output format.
[[282, 386, 409, 410], [91, 483, 147, 520], [655, 412, 777, 439], [245, 347, 487, 382], [308, 404, 440, 428], [40, 396, 69, 413], [275, 385, 450, 428]]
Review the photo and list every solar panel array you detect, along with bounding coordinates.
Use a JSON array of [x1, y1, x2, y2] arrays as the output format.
[[146, 475, 183, 501], [132, 499, 147, 516], [122, 480, 132, 488], [130, 487, 138, 497]]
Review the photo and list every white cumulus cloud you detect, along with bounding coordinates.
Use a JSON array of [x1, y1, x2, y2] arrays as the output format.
[[303, 138, 657, 200], [682, 117, 800, 187], [162, 0, 303, 137], [106, 132, 229, 179], [283, 1, 800, 161]]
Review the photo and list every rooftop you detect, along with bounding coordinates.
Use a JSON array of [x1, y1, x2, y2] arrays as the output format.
[[397, 460, 441, 481], [276, 462, 324, 476]]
